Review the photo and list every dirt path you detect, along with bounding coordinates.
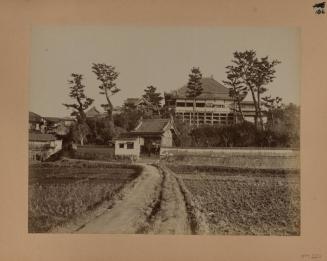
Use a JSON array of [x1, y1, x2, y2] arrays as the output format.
[[72, 162, 194, 234], [76, 164, 161, 234]]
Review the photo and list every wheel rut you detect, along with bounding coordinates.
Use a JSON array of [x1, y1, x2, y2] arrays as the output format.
[[145, 164, 192, 235], [68, 162, 195, 234]]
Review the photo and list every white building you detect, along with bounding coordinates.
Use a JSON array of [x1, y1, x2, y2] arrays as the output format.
[[164, 77, 257, 125], [114, 118, 176, 158], [114, 137, 143, 159]]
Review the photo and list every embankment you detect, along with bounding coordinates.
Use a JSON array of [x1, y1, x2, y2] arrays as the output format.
[[160, 147, 300, 169]]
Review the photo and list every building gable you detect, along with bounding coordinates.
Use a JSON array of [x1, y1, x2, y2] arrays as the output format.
[[168, 77, 232, 100]]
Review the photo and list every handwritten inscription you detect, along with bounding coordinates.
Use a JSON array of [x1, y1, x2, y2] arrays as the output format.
[[301, 254, 322, 259]]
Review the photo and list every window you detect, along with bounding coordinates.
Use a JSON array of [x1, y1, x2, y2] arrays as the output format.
[[215, 104, 225, 108], [127, 142, 134, 149], [196, 103, 205, 107], [119, 143, 124, 148], [176, 102, 185, 107], [186, 102, 193, 107]]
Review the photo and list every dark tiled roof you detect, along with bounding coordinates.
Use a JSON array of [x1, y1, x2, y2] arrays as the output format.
[[29, 133, 57, 142], [29, 112, 43, 123], [131, 118, 170, 134], [169, 77, 232, 100], [124, 97, 152, 107]]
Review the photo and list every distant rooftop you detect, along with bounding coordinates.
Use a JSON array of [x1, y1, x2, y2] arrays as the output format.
[[29, 111, 43, 123], [167, 77, 233, 100]]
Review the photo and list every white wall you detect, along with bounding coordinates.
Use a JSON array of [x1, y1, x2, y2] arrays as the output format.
[[114, 137, 142, 157], [160, 147, 299, 157]]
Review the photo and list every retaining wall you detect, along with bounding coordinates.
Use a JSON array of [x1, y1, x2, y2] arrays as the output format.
[[160, 147, 300, 169]]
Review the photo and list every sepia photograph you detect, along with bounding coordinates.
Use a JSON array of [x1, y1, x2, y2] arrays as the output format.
[[28, 26, 300, 235]]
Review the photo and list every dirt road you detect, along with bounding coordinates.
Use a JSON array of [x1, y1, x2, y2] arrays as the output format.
[[74, 163, 196, 234]]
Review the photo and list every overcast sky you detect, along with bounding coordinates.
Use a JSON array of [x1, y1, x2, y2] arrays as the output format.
[[30, 26, 300, 117]]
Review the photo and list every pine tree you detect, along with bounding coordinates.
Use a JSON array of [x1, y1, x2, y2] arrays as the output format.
[[91, 63, 120, 121], [63, 73, 94, 123], [63, 73, 94, 145], [223, 65, 248, 123], [227, 50, 280, 129], [186, 67, 203, 125], [142, 85, 163, 116]]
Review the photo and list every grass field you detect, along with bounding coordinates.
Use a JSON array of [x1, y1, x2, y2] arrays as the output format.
[[168, 164, 300, 235], [28, 160, 142, 232], [72, 146, 115, 161]]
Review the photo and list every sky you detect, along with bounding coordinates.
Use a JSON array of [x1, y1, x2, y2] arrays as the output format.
[[30, 26, 300, 117]]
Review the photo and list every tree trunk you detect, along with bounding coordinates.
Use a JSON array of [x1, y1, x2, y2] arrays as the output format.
[[257, 88, 264, 130], [236, 99, 245, 123], [248, 86, 259, 129], [104, 88, 114, 122], [193, 99, 196, 126]]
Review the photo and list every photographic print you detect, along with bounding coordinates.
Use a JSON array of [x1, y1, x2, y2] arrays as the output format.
[[28, 26, 300, 235]]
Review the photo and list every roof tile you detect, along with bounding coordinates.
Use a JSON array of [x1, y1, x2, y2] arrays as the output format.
[[169, 77, 232, 100], [131, 118, 170, 134]]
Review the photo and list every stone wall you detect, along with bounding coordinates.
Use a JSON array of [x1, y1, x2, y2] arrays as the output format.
[[160, 147, 300, 169]]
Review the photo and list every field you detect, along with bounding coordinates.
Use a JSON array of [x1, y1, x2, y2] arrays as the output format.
[[28, 159, 142, 232], [168, 164, 300, 235]]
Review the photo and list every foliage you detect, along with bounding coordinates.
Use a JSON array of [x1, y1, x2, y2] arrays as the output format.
[[71, 122, 90, 146], [142, 85, 163, 112], [174, 118, 193, 147], [174, 103, 300, 148], [265, 103, 300, 148], [114, 106, 143, 131], [187, 121, 258, 147], [63, 73, 94, 123], [83, 115, 126, 145]]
